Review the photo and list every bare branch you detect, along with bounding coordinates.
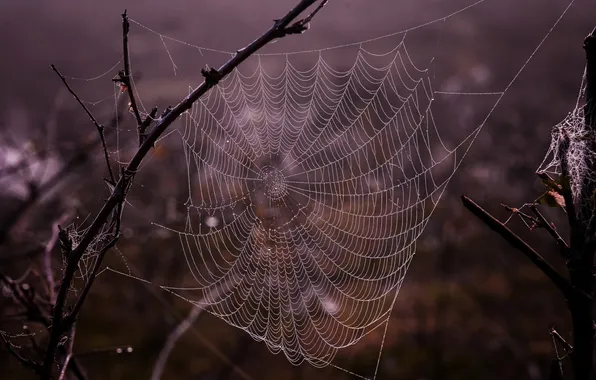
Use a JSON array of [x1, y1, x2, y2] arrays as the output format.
[[57, 325, 76, 380], [461, 195, 579, 300], [51, 64, 115, 184], [151, 306, 202, 380], [43, 213, 72, 304], [151, 276, 236, 380], [74, 345, 133, 357], [140, 107, 159, 146], [501, 203, 541, 226], [562, 28, 596, 380], [529, 205, 570, 252], [40, 3, 321, 377], [116, 9, 144, 145], [550, 327, 573, 354], [300, 0, 328, 25], [68, 208, 121, 320], [0, 100, 124, 246]]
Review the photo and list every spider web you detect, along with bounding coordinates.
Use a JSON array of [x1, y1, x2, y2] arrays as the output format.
[[164, 40, 438, 367], [538, 70, 589, 207], [57, 0, 579, 378]]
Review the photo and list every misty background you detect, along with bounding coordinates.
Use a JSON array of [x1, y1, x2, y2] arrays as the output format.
[[2, 1, 596, 379]]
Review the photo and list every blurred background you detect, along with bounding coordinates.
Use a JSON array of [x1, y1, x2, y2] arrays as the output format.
[[1, 0, 596, 379]]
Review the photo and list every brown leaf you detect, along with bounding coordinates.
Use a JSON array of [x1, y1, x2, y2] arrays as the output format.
[[536, 190, 566, 208]]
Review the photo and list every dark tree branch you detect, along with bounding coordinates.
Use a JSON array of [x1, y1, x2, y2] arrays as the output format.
[[50, 65, 115, 184], [584, 27, 596, 133], [40, 2, 324, 378], [299, 0, 328, 25], [463, 29, 596, 379], [57, 326, 76, 380], [529, 205, 569, 251], [43, 213, 72, 304], [501, 203, 541, 226], [140, 107, 159, 146], [57, 346, 88, 380], [151, 276, 237, 380], [563, 28, 596, 380], [151, 306, 203, 380], [461, 196, 578, 300], [116, 10, 144, 146], [274, 0, 328, 37], [68, 207, 121, 320]]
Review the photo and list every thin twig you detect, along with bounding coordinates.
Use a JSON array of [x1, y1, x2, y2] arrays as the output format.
[[461, 195, 579, 300], [1, 332, 40, 372], [74, 345, 133, 357], [550, 359, 564, 380], [57, 346, 88, 380], [0, 101, 125, 246], [550, 327, 573, 353], [529, 205, 570, 251], [501, 203, 541, 226], [41, 4, 323, 377], [43, 213, 72, 304], [151, 277, 236, 380], [57, 325, 76, 380], [22, 325, 43, 359], [68, 207, 121, 320], [151, 306, 203, 380], [50, 65, 115, 184], [119, 9, 144, 144], [301, 0, 328, 24]]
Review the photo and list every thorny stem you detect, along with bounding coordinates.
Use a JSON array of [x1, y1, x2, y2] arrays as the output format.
[[40, 1, 326, 378]]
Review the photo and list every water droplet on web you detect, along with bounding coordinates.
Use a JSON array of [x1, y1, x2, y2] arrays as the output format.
[[204, 216, 220, 228]]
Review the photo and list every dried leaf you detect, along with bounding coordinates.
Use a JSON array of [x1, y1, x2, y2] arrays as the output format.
[[536, 190, 566, 208]]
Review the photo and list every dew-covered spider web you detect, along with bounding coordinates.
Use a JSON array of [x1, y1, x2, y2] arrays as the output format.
[[505, 67, 594, 232], [57, 0, 580, 378], [538, 71, 589, 207]]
